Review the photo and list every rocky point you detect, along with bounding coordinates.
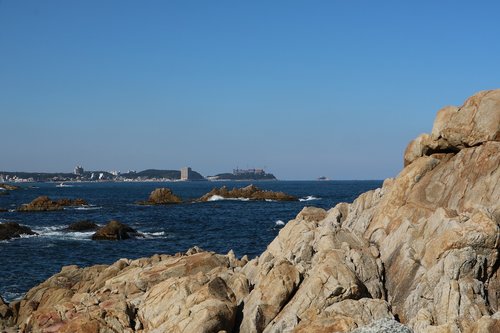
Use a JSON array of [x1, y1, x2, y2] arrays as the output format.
[[0, 90, 498, 332]]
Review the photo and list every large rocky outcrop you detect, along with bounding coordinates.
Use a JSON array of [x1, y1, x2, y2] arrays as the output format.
[[18, 196, 88, 212], [198, 184, 297, 202], [137, 188, 182, 205], [1, 90, 498, 332]]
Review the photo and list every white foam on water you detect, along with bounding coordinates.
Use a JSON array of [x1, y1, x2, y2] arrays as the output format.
[[71, 205, 102, 211], [32, 225, 94, 241], [18, 233, 38, 239], [2, 291, 25, 302], [56, 183, 75, 187], [142, 231, 169, 239], [275, 220, 285, 226], [145, 231, 165, 236], [208, 195, 251, 202], [299, 195, 320, 202], [208, 195, 225, 201]]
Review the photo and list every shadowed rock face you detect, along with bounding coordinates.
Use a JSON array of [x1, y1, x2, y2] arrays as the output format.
[[1, 90, 498, 333], [198, 184, 297, 202], [17, 196, 88, 212], [0, 222, 37, 240], [91, 220, 140, 240], [138, 188, 182, 205]]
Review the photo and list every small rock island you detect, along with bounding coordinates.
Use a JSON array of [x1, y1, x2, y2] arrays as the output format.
[[198, 184, 297, 202], [137, 188, 182, 205], [17, 196, 88, 212]]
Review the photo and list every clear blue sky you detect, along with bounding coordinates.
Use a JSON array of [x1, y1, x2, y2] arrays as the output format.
[[1, 1, 499, 179]]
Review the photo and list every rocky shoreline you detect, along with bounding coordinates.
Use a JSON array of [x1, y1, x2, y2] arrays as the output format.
[[1, 90, 499, 332]]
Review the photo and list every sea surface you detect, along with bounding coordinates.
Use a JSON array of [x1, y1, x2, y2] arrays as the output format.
[[0, 180, 382, 302]]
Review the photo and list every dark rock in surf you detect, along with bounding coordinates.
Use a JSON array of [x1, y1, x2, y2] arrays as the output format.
[[91, 220, 141, 241], [0, 222, 38, 240], [65, 220, 99, 232]]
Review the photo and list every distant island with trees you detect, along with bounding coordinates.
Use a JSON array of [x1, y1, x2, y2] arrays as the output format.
[[207, 168, 276, 181]]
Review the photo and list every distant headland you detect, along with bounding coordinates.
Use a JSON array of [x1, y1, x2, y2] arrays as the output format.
[[0, 166, 277, 182]]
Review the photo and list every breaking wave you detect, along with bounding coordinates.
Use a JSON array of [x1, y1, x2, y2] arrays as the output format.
[[70, 205, 102, 211], [32, 225, 94, 241], [207, 195, 250, 202], [299, 195, 320, 202], [142, 231, 170, 239]]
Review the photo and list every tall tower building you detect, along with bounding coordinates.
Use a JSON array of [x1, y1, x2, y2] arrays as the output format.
[[180, 167, 192, 181]]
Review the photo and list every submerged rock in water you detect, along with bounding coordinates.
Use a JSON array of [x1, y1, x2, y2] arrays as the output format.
[[0, 222, 37, 240], [138, 187, 182, 205], [65, 220, 99, 232], [2, 90, 499, 332], [91, 220, 141, 240], [198, 184, 297, 202], [17, 196, 88, 212]]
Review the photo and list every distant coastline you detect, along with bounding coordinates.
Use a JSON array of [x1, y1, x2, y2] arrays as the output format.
[[0, 167, 278, 183]]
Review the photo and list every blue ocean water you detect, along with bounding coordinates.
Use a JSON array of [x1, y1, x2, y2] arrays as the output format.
[[0, 180, 382, 302]]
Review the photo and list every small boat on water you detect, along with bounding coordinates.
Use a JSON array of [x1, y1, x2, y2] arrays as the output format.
[[317, 176, 330, 181], [56, 183, 73, 187]]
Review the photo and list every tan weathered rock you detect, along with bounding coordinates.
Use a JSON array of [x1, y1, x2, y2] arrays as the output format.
[[17, 196, 88, 212], [6, 249, 245, 333], [239, 259, 301, 333], [0, 295, 12, 323], [138, 187, 182, 205], [138, 275, 236, 333], [198, 184, 297, 202], [341, 91, 500, 332], [0, 183, 19, 191], [431, 90, 500, 147], [292, 300, 398, 333]]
